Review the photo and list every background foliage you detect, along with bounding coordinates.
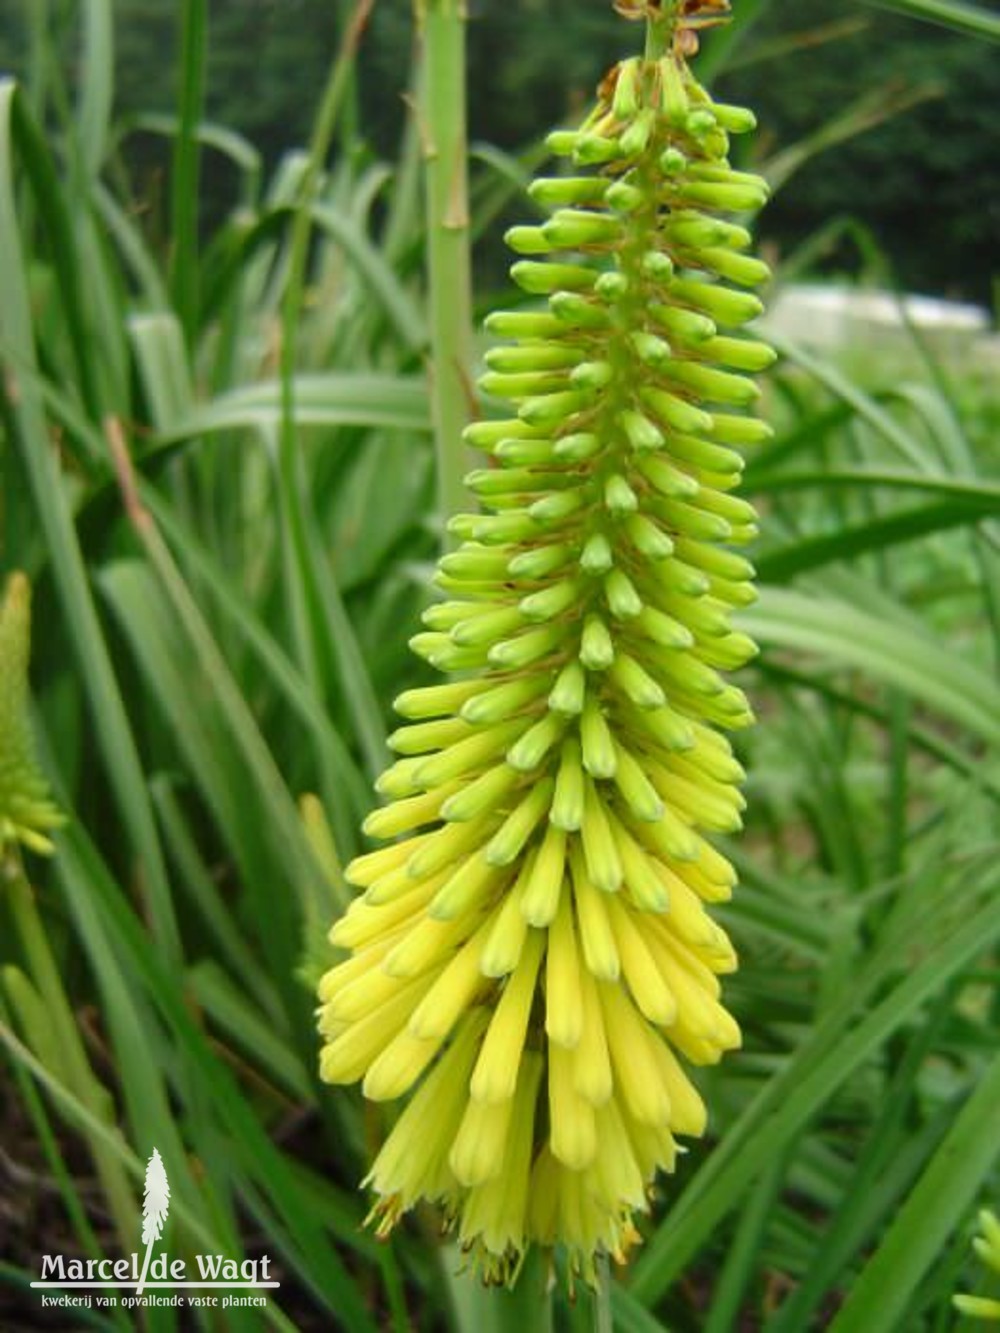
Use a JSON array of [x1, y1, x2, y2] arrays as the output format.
[[1, 0, 997, 301], [1, 0, 998, 1331]]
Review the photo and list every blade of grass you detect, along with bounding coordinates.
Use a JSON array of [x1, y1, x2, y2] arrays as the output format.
[[630, 873, 1000, 1303], [0, 80, 180, 963], [170, 0, 207, 339], [742, 588, 1000, 746], [54, 821, 381, 1326], [755, 500, 1000, 582], [145, 489, 369, 852], [828, 1050, 1000, 1332], [75, 0, 113, 180], [864, 0, 1000, 39], [767, 981, 960, 1332], [275, 0, 381, 777]]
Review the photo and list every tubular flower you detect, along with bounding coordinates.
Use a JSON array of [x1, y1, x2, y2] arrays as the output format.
[[317, 15, 773, 1285], [0, 573, 64, 857], [954, 1211, 1000, 1321]]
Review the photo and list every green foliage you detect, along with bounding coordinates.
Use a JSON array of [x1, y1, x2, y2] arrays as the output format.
[[718, 0, 1000, 302], [1, 1, 998, 299], [0, 1, 998, 1331]]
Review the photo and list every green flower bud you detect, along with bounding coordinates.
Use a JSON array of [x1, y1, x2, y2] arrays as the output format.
[[666, 360, 760, 407], [543, 210, 623, 248], [620, 409, 665, 453], [669, 277, 764, 326], [553, 431, 602, 461], [580, 699, 617, 779], [580, 615, 615, 671], [549, 292, 610, 329], [604, 474, 639, 515], [604, 569, 643, 619], [548, 661, 587, 716], [484, 343, 581, 374], [580, 533, 614, 575], [510, 261, 597, 295], [484, 310, 564, 339], [550, 740, 586, 832], [0, 574, 65, 857], [573, 133, 622, 165], [504, 225, 551, 256], [606, 179, 645, 213], [700, 247, 771, 289], [528, 176, 609, 208], [710, 102, 758, 135], [649, 302, 716, 344]]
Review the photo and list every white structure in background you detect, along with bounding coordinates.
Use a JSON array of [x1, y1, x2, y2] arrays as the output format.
[[762, 283, 996, 362]]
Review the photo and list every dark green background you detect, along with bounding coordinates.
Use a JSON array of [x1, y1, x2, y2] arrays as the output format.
[[3, 0, 997, 304]]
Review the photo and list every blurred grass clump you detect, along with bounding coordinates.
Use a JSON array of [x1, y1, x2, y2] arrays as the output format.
[[1, 0, 998, 1330]]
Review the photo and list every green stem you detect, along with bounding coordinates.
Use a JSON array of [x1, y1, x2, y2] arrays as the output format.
[[4, 853, 137, 1250], [170, 0, 207, 341], [446, 1244, 553, 1333], [419, 0, 476, 542], [593, 1253, 614, 1333], [276, 0, 382, 767], [645, 0, 678, 59]]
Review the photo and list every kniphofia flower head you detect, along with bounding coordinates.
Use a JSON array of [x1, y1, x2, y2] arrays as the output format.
[[317, 4, 773, 1284], [0, 573, 64, 858]]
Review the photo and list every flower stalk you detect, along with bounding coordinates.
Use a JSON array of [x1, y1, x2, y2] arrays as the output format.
[[318, 0, 773, 1287], [420, 0, 477, 538]]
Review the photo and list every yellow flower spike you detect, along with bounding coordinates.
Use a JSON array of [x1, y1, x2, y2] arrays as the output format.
[[460, 1052, 545, 1269], [520, 825, 568, 927], [407, 816, 495, 879], [481, 852, 535, 977], [470, 930, 545, 1103], [580, 779, 625, 893], [365, 1011, 486, 1220], [548, 1042, 598, 1170], [0, 574, 65, 858], [599, 983, 673, 1128], [429, 850, 508, 921], [531, 1143, 565, 1230], [407, 917, 496, 1041], [328, 878, 436, 950], [648, 1036, 708, 1137], [605, 892, 678, 1026], [623, 1106, 679, 1183], [381, 908, 478, 978], [573, 962, 615, 1106], [316, 933, 398, 1004], [362, 1028, 444, 1102], [545, 891, 584, 1048], [318, 0, 772, 1279], [450, 1090, 518, 1187], [362, 781, 461, 839], [485, 778, 554, 867], [570, 850, 621, 982], [318, 974, 433, 1084], [591, 1095, 648, 1214]]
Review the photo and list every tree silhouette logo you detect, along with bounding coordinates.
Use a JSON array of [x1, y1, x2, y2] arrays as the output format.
[[137, 1149, 170, 1296]]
